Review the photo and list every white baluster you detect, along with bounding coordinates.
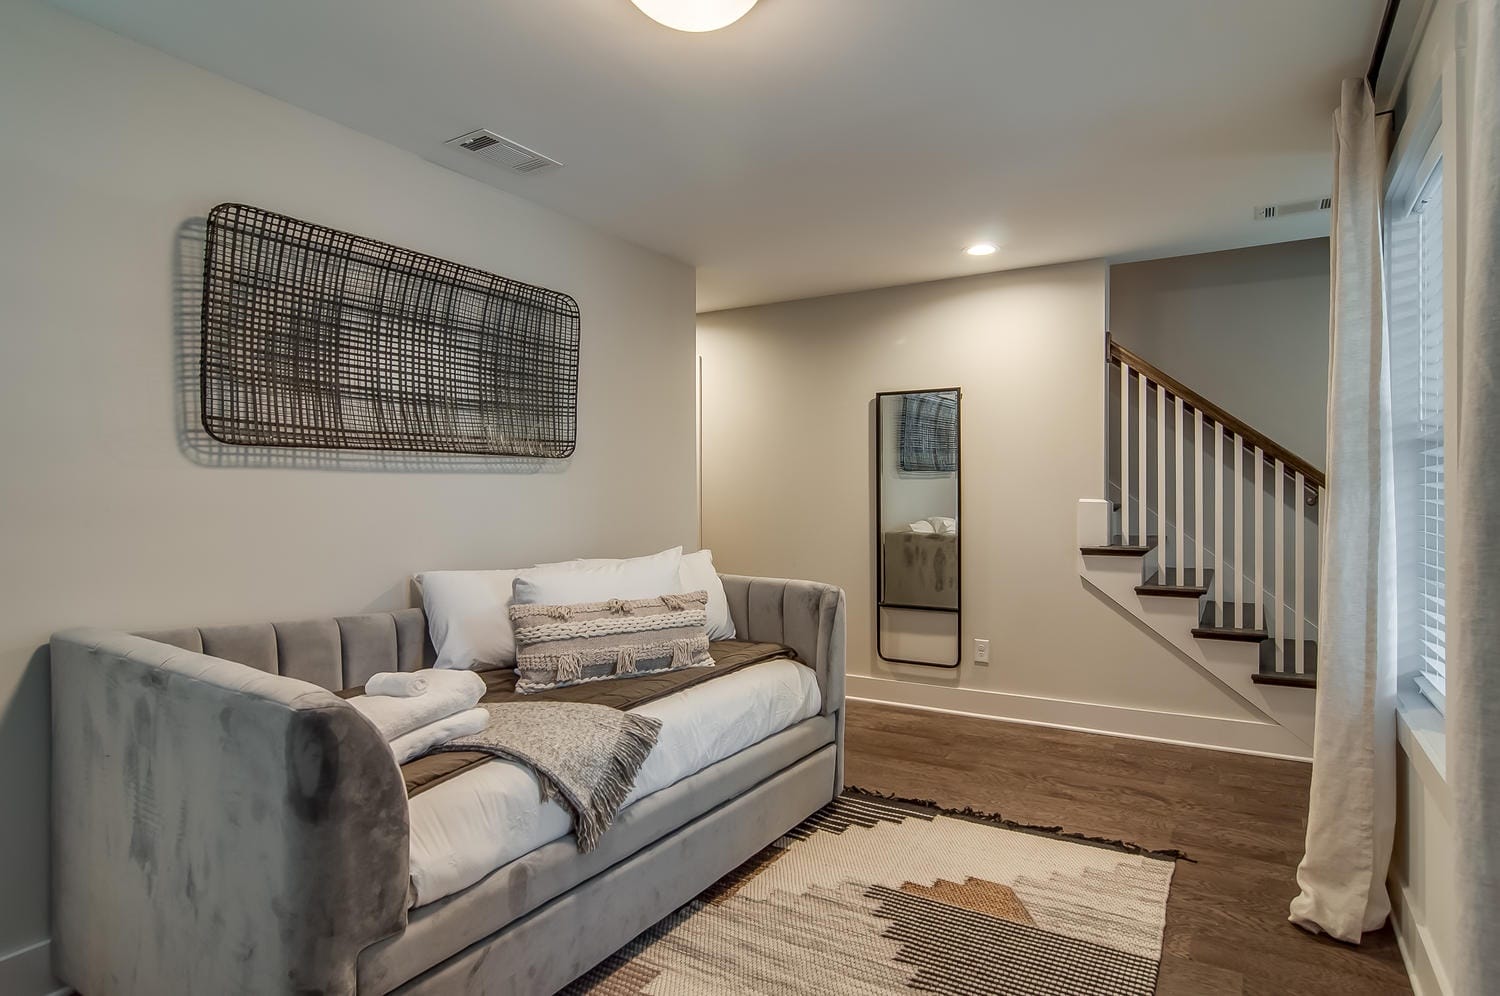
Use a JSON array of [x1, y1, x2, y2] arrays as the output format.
[[1138, 372, 1148, 545], [1157, 385, 1167, 570], [1175, 395, 1184, 582], [1274, 463, 1286, 672], [1214, 424, 1224, 617], [1295, 472, 1306, 675], [1195, 409, 1204, 575], [1254, 447, 1264, 629], [1120, 362, 1130, 539], [1233, 434, 1243, 612]]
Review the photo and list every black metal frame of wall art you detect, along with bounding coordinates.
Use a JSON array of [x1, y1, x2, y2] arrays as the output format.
[[200, 203, 580, 457]]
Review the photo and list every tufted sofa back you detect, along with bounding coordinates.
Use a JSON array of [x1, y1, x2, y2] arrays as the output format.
[[138, 608, 432, 691], [130, 574, 846, 707]]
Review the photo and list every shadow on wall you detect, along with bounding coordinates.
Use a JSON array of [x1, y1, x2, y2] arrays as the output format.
[[172, 218, 565, 475], [0, 646, 52, 930]]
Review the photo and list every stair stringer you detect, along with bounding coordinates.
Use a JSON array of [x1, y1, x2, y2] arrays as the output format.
[[1078, 552, 1313, 752]]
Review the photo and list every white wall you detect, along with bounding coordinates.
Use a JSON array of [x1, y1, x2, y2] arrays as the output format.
[[1109, 238, 1331, 469], [1393, 708, 1455, 996], [0, 4, 698, 990], [699, 260, 1275, 753]]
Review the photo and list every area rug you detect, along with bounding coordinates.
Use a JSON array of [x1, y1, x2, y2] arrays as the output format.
[[568, 790, 1179, 995]]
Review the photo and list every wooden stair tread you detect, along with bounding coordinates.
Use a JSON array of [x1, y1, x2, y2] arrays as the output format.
[[1252, 640, 1318, 687], [1080, 535, 1157, 556], [1192, 601, 1269, 641], [1135, 568, 1213, 598]]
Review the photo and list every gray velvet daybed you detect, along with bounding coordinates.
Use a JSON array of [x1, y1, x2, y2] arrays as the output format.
[[49, 574, 846, 995]]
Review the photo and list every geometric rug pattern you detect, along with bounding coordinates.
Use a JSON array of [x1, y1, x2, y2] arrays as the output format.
[[567, 792, 1177, 995]]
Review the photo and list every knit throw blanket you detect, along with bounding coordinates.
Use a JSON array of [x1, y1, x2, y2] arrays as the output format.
[[431, 701, 662, 852]]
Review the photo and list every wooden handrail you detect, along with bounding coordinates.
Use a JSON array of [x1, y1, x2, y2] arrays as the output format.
[[1108, 337, 1326, 490]]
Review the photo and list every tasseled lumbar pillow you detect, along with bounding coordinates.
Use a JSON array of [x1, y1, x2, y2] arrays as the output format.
[[509, 590, 715, 693]]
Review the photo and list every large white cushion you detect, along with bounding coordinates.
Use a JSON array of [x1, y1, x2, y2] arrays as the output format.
[[680, 549, 736, 641], [415, 568, 528, 670], [515, 546, 683, 606]]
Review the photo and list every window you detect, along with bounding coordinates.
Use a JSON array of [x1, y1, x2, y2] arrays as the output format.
[[1387, 139, 1446, 713]]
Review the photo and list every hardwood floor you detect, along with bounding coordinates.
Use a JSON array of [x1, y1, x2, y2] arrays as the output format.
[[844, 700, 1413, 996]]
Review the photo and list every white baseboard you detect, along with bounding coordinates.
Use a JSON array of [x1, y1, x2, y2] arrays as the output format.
[[846, 674, 1313, 761], [1390, 876, 1454, 996], [0, 939, 67, 996]]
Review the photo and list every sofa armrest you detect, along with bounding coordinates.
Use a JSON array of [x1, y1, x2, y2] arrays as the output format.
[[718, 575, 846, 716], [50, 629, 409, 996]]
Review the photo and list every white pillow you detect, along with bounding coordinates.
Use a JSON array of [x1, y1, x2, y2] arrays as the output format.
[[928, 516, 957, 534], [415, 568, 528, 670], [514, 546, 684, 606], [907, 520, 936, 533], [538, 546, 735, 641], [680, 549, 736, 641]]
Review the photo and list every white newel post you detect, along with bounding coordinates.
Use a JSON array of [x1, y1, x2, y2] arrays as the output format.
[[1077, 499, 1112, 549]]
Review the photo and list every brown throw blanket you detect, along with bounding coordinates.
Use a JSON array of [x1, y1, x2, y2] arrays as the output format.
[[407, 640, 795, 852]]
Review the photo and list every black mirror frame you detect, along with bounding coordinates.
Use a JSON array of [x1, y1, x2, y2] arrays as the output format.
[[874, 387, 962, 669]]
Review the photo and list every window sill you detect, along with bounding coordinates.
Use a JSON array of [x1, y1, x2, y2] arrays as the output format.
[[1396, 690, 1452, 820]]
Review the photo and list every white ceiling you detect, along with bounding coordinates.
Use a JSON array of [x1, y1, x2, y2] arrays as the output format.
[[49, 0, 1379, 311]]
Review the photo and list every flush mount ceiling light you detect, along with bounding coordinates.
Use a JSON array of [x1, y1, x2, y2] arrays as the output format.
[[630, 0, 758, 32], [964, 242, 998, 256]]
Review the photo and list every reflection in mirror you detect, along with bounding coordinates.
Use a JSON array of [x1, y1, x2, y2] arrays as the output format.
[[876, 389, 960, 667]]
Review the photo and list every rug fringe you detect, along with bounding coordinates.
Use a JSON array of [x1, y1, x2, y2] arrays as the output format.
[[842, 786, 1194, 863]]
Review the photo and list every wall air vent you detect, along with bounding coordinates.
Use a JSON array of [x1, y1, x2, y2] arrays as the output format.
[[1254, 196, 1333, 220], [445, 129, 562, 174]]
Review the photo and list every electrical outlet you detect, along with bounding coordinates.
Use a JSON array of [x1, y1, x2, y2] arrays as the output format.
[[974, 639, 990, 664]]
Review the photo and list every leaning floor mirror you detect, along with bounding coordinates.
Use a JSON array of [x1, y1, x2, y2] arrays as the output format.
[[875, 388, 961, 667]]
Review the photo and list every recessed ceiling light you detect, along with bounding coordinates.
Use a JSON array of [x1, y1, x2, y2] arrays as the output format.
[[630, 0, 758, 32], [964, 243, 998, 256]]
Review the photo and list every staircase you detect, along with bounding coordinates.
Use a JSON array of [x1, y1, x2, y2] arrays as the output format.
[[1078, 339, 1324, 753]]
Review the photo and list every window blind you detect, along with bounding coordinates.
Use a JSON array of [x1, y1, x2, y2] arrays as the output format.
[[1388, 162, 1446, 712]]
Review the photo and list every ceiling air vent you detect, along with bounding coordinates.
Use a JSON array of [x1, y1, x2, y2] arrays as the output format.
[[1254, 196, 1333, 220], [445, 129, 562, 174]]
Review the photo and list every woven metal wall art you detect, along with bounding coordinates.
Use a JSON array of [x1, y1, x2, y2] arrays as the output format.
[[200, 203, 580, 456]]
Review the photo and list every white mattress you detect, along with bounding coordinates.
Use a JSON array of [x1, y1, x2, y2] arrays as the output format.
[[407, 658, 822, 907]]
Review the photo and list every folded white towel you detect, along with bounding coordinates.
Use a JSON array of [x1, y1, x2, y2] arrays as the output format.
[[388, 707, 490, 765], [348, 669, 485, 741], [366, 671, 430, 698]]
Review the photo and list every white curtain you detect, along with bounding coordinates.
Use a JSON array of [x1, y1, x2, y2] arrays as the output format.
[[1452, 0, 1500, 989], [1288, 78, 1398, 943]]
